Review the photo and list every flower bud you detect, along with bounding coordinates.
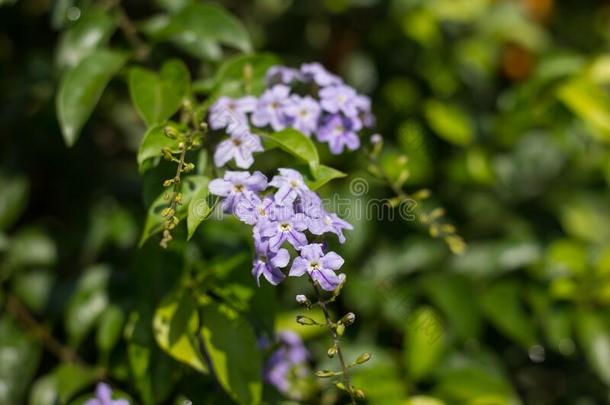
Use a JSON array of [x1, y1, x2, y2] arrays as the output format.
[[340, 312, 356, 326], [356, 352, 371, 364], [296, 315, 317, 326], [315, 370, 337, 378], [327, 346, 337, 358], [296, 294, 309, 306], [336, 323, 345, 336], [163, 179, 174, 187], [164, 126, 179, 139], [355, 388, 366, 400]]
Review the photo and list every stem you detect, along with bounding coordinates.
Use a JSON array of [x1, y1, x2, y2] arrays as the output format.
[[310, 281, 357, 405], [106, 0, 150, 61], [5, 294, 84, 365]]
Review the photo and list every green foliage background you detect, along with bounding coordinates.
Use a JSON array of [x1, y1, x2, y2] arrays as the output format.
[[1, 0, 610, 404]]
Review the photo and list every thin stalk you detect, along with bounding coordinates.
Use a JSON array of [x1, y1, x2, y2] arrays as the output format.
[[310, 281, 357, 405]]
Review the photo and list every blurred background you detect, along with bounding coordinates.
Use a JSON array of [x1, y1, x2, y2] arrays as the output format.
[[1, 0, 610, 404]]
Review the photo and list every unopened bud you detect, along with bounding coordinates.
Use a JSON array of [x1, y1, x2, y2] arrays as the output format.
[[327, 347, 337, 358], [296, 295, 309, 306], [163, 179, 174, 187], [370, 133, 383, 145], [355, 389, 366, 400], [164, 127, 179, 139], [341, 312, 356, 326], [356, 352, 371, 364], [296, 315, 317, 326], [315, 370, 337, 378], [178, 142, 185, 150], [161, 207, 175, 218], [183, 162, 195, 172], [336, 323, 345, 336]]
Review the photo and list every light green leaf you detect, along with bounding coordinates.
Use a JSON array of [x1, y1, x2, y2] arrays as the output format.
[[137, 125, 182, 173], [435, 365, 516, 403], [55, 7, 117, 69], [187, 177, 211, 240], [424, 100, 474, 146], [261, 128, 319, 166], [576, 309, 610, 385], [557, 78, 610, 142], [308, 164, 347, 190], [56, 49, 128, 146], [159, 3, 251, 61], [3, 228, 57, 280], [480, 280, 537, 348], [13, 269, 55, 314], [129, 59, 190, 127], [0, 317, 42, 405], [140, 175, 209, 245], [0, 173, 29, 231], [96, 304, 125, 357], [153, 290, 208, 373], [65, 264, 110, 346], [201, 303, 262, 405], [404, 306, 447, 381], [29, 375, 58, 405]]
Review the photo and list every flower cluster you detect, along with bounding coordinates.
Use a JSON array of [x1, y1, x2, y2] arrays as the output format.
[[209, 62, 374, 169], [261, 331, 312, 400], [208, 168, 352, 290]]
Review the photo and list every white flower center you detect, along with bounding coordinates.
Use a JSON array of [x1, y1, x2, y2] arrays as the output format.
[[279, 222, 291, 232], [324, 216, 332, 225]]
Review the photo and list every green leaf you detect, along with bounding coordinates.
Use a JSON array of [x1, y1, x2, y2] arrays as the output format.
[[159, 3, 251, 61], [56, 49, 128, 146], [421, 273, 481, 341], [480, 280, 537, 348], [435, 365, 516, 403], [308, 164, 347, 190], [200, 303, 262, 405], [0, 173, 29, 231], [55, 7, 117, 69], [576, 309, 610, 385], [153, 290, 208, 373], [140, 175, 209, 245], [65, 264, 110, 346], [261, 128, 320, 166], [96, 304, 125, 357], [29, 374, 58, 405], [137, 125, 182, 173], [424, 100, 474, 146], [129, 59, 190, 126], [557, 77, 610, 142], [0, 317, 42, 405], [3, 228, 57, 280], [54, 363, 97, 403], [13, 269, 55, 314], [187, 177, 211, 240], [404, 306, 447, 381], [199, 53, 280, 96]]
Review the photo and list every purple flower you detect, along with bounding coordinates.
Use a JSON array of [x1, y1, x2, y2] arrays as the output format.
[[300, 62, 342, 87], [266, 66, 302, 85], [317, 114, 361, 155], [355, 94, 375, 127], [289, 243, 345, 291], [209, 171, 267, 213], [251, 85, 291, 131], [234, 194, 278, 225], [263, 331, 310, 400], [252, 240, 289, 286], [259, 209, 308, 251], [295, 190, 325, 219], [283, 95, 321, 136], [308, 212, 353, 243], [84, 383, 128, 405], [319, 84, 359, 117], [214, 131, 264, 169], [269, 168, 310, 206], [209, 96, 257, 131]]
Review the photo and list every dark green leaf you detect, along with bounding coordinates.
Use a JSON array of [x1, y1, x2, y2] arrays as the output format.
[[65, 264, 110, 346], [157, 3, 251, 61], [187, 177, 210, 240], [200, 303, 262, 405], [137, 125, 182, 173], [54, 363, 97, 403], [153, 290, 208, 373], [0, 317, 42, 404], [0, 173, 29, 231], [13, 269, 55, 314], [128, 59, 190, 126], [260, 128, 319, 166], [404, 306, 447, 381], [55, 7, 117, 69], [96, 304, 125, 357], [56, 49, 128, 146]]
